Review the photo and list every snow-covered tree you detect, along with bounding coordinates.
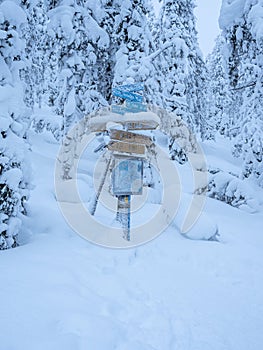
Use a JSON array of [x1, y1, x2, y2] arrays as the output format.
[[180, 0, 208, 139], [206, 35, 233, 138], [154, 0, 207, 159], [21, 0, 49, 109], [47, 1, 109, 136], [93, 0, 119, 103], [0, 1, 31, 249], [157, 0, 208, 131], [219, 0, 263, 186], [45, 1, 110, 178], [156, 0, 189, 117], [110, 0, 160, 105]]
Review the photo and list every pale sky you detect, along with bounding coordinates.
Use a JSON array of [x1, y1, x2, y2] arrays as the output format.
[[194, 0, 222, 57]]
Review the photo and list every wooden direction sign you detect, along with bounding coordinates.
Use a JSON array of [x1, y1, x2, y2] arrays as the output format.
[[126, 120, 158, 130], [108, 141, 146, 156], [110, 129, 153, 146]]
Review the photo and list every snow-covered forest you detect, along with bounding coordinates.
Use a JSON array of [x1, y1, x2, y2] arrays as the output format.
[[0, 0, 263, 349]]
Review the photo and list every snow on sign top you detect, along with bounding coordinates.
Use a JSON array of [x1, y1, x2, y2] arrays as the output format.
[[112, 102, 147, 115], [89, 111, 160, 132]]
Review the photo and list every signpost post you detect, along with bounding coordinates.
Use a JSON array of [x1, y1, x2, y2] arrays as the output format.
[[111, 83, 149, 241]]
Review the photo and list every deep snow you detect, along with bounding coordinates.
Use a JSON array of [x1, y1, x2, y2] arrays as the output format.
[[0, 130, 263, 350]]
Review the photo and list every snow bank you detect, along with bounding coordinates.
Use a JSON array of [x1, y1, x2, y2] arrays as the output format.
[[89, 111, 160, 132], [31, 108, 62, 141], [207, 170, 260, 212], [183, 211, 219, 241], [2, 122, 263, 349]]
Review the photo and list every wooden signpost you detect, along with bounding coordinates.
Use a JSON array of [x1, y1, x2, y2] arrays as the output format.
[[91, 83, 159, 242], [111, 83, 155, 240]]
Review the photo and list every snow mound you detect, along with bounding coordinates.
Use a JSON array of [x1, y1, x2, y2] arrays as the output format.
[[207, 171, 260, 213], [183, 212, 219, 241]]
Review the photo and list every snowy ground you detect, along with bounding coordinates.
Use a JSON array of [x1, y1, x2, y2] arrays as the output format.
[[1, 131, 263, 350]]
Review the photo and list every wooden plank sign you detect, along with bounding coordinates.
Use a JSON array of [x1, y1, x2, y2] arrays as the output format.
[[126, 120, 159, 130], [110, 130, 153, 146], [108, 141, 146, 155]]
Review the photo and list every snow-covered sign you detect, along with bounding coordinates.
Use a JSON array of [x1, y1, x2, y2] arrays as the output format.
[[108, 141, 146, 156], [126, 101, 147, 113], [112, 83, 144, 102], [111, 105, 128, 115], [110, 129, 153, 146], [89, 111, 160, 132], [112, 158, 143, 196], [116, 83, 144, 92], [111, 101, 147, 115]]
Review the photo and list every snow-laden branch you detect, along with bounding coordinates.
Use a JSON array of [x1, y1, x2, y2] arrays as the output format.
[[231, 81, 256, 91], [146, 41, 174, 61]]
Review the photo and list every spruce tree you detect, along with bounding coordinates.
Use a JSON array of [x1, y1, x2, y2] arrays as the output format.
[[220, 0, 263, 186], [0, 1, 31, 249], [47, 0, 109, 135], [21, 0, 49, 109], [206, 35, 233, 139], [155, 0, 208, 137], [110, 0, 159, 105]]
